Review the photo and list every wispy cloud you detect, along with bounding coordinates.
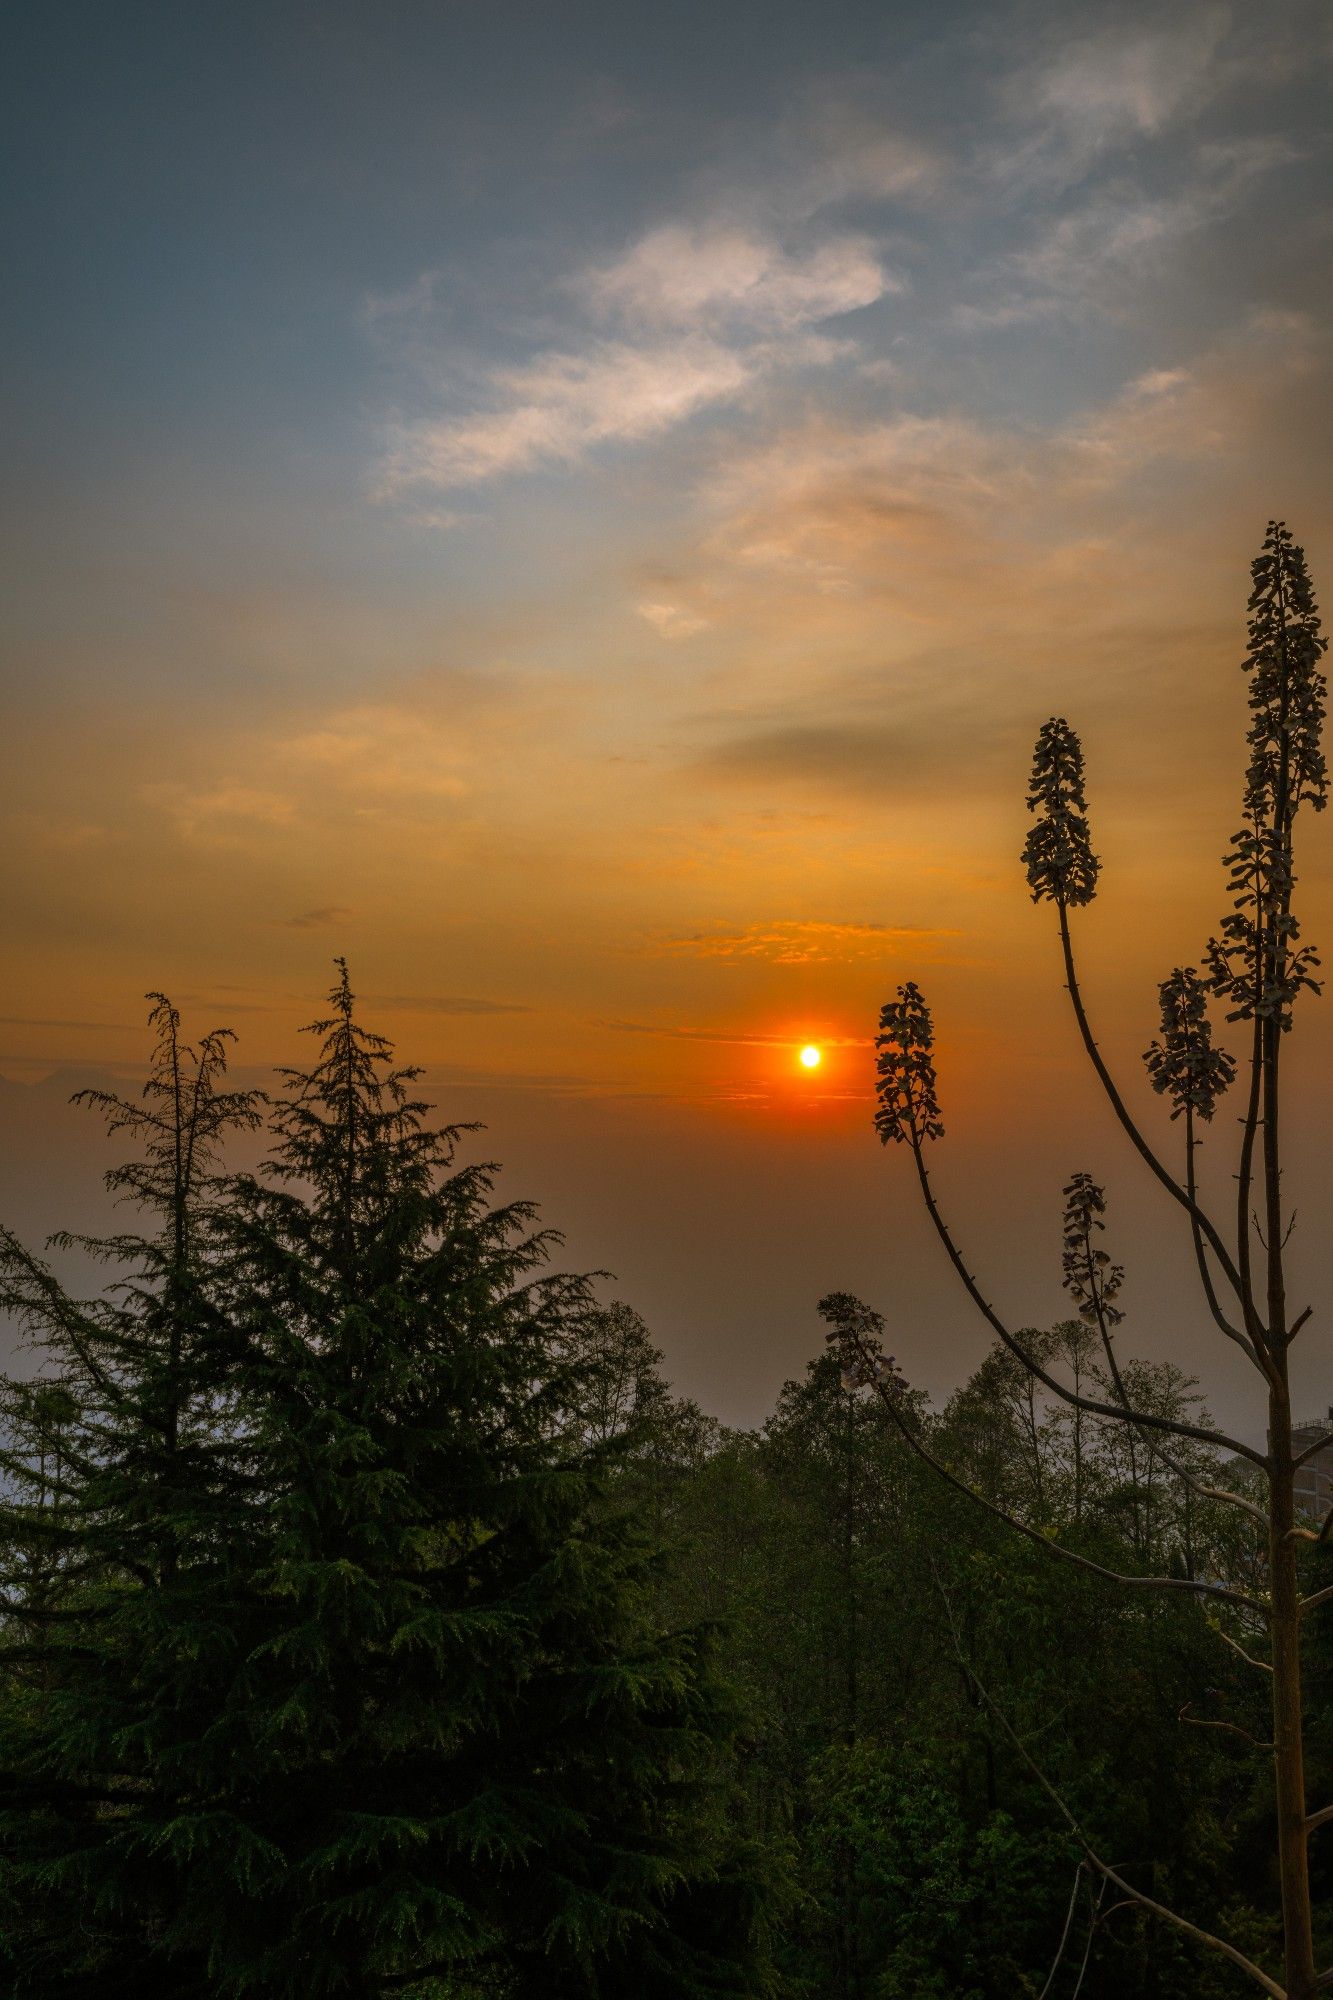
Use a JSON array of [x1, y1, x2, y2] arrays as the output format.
[[282, 905, 355, 930], [374, 223, 892, 498], [584, 224, 889, 333], [367, 994, 533, 1016], [379, 338, 751, 493], [636, 599, 710, 641], [659, 920, 948, 964], [603, 1017, 870, 1047]]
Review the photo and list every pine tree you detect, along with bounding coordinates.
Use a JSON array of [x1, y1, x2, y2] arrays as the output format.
[[159, 965, 771, 1997], [0, 995, 265, 1995], [0, 973, 774, 1996]]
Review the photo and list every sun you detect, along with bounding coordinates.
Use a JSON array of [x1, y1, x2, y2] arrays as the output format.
[[799, 1044, 822, 1069]]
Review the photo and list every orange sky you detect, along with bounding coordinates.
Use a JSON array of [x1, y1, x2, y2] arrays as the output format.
[[3, 0, 1333, 1430]]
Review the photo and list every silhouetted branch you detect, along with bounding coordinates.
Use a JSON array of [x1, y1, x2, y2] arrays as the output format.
[[1069, 1187, 1266, 1525], [929, 1560, 1286, 1999], [1057, 908, 1268, 1368], [845, 1340, 1262, 1613], [1178, 1702, 1272, 1750], [1184, 1106, 1258, 1365], [908, 1138, 1268, 1468]]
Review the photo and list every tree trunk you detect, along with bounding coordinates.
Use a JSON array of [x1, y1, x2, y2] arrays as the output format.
[[1269, 1378, 1316, 2000]]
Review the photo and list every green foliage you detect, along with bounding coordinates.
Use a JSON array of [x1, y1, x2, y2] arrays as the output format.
[[0, 971, 774, 1998]]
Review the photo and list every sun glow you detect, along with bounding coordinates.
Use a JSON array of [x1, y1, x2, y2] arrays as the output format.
[[799, 1044, 822, 1069]]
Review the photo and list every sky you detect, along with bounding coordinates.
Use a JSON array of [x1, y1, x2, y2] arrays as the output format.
[[2, 0, 1332, 1435]]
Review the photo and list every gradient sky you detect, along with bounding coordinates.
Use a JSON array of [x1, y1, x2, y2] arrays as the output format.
[[3, 0, 1333, 1434]]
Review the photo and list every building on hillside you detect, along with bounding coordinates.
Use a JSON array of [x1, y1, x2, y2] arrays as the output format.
[[1292, 1408, 1333, 1520]]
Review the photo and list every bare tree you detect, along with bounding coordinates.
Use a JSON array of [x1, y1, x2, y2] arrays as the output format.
[[826, 521, 1330, 1999]]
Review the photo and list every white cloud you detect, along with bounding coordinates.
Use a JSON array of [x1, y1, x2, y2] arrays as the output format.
[[379, 338, 752, 494], [1033, 12, 1231, 147], [373, 213, 895, 498], [636, 600, 710, 641], [584, 224, 890, 333]]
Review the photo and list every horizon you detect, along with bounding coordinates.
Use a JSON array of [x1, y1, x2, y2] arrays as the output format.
[[4, 0, 1333, 1438]]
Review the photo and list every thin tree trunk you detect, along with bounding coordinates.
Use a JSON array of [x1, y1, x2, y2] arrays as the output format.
[[1269, 1375, 1316, 1999]]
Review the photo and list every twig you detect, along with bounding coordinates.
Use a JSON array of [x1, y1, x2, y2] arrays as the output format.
[[1037, 1863, 1084, 2000], [1056, 907, 1268, 1372], [908, 1138, 1268, 1470], [1209, 1621, 1272, 1674], [927, 1559, 1286, 1999], [1178, 1702, 1272, 1750], [853, 1353, 1261, 1614]]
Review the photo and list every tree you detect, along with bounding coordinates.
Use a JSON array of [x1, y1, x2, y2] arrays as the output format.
[[0, 994, 265, 1995], [0, 972, 775, 1997], [202, 967, 772, 1996], [826, 522, 1330, 1998]]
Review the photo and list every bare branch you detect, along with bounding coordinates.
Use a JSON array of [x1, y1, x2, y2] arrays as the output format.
[[1069, 1183, 1267, 1525], [1056, 907, 1268, 1361], [1208, 1620, 1273, 1674], [1178, 1702, 1272, 1750], [1294, 1431, 1333, 1473], [1235, 1014, 1268, 1357], [1306, 1805, 1333, 1834], [848, 1348, 1262, 1614], [929, 1560, 1287, 2000], [1036, 1865, 1085, 2000], [1184, 1108, 1261, 1366], [908, 1138, 1269, 1469]]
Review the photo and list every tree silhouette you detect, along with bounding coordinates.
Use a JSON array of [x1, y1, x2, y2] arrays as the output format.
[[827, 521, 1330, 1999], [0, 969, 774, 1998]]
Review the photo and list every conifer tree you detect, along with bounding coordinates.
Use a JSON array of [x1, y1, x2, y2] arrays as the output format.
[[198, 963, 771, 1998], [0, 974, 773, 1996], [0, 996, 264, 1995]]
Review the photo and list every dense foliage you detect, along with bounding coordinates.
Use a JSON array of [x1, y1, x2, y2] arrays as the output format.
[[0, 973, 772, 1999]]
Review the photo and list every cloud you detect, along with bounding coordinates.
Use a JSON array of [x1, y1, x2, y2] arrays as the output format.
[[379, 338, 752, 493], [282, 906, 355, 930], [584, 224, 889, 333], [368, 994, 533, 1016], [603, 1018, 870, 1047], [701, 414, 1017, 594], [1028, 11, 1232, 151], [636, 600, 710, 641], [0, 1014, 138, 1033], [697, 721, 1006, 802], [659, 920, 952, 964], [966, 138, 1302, 328], [375, 222, 893, 497]]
